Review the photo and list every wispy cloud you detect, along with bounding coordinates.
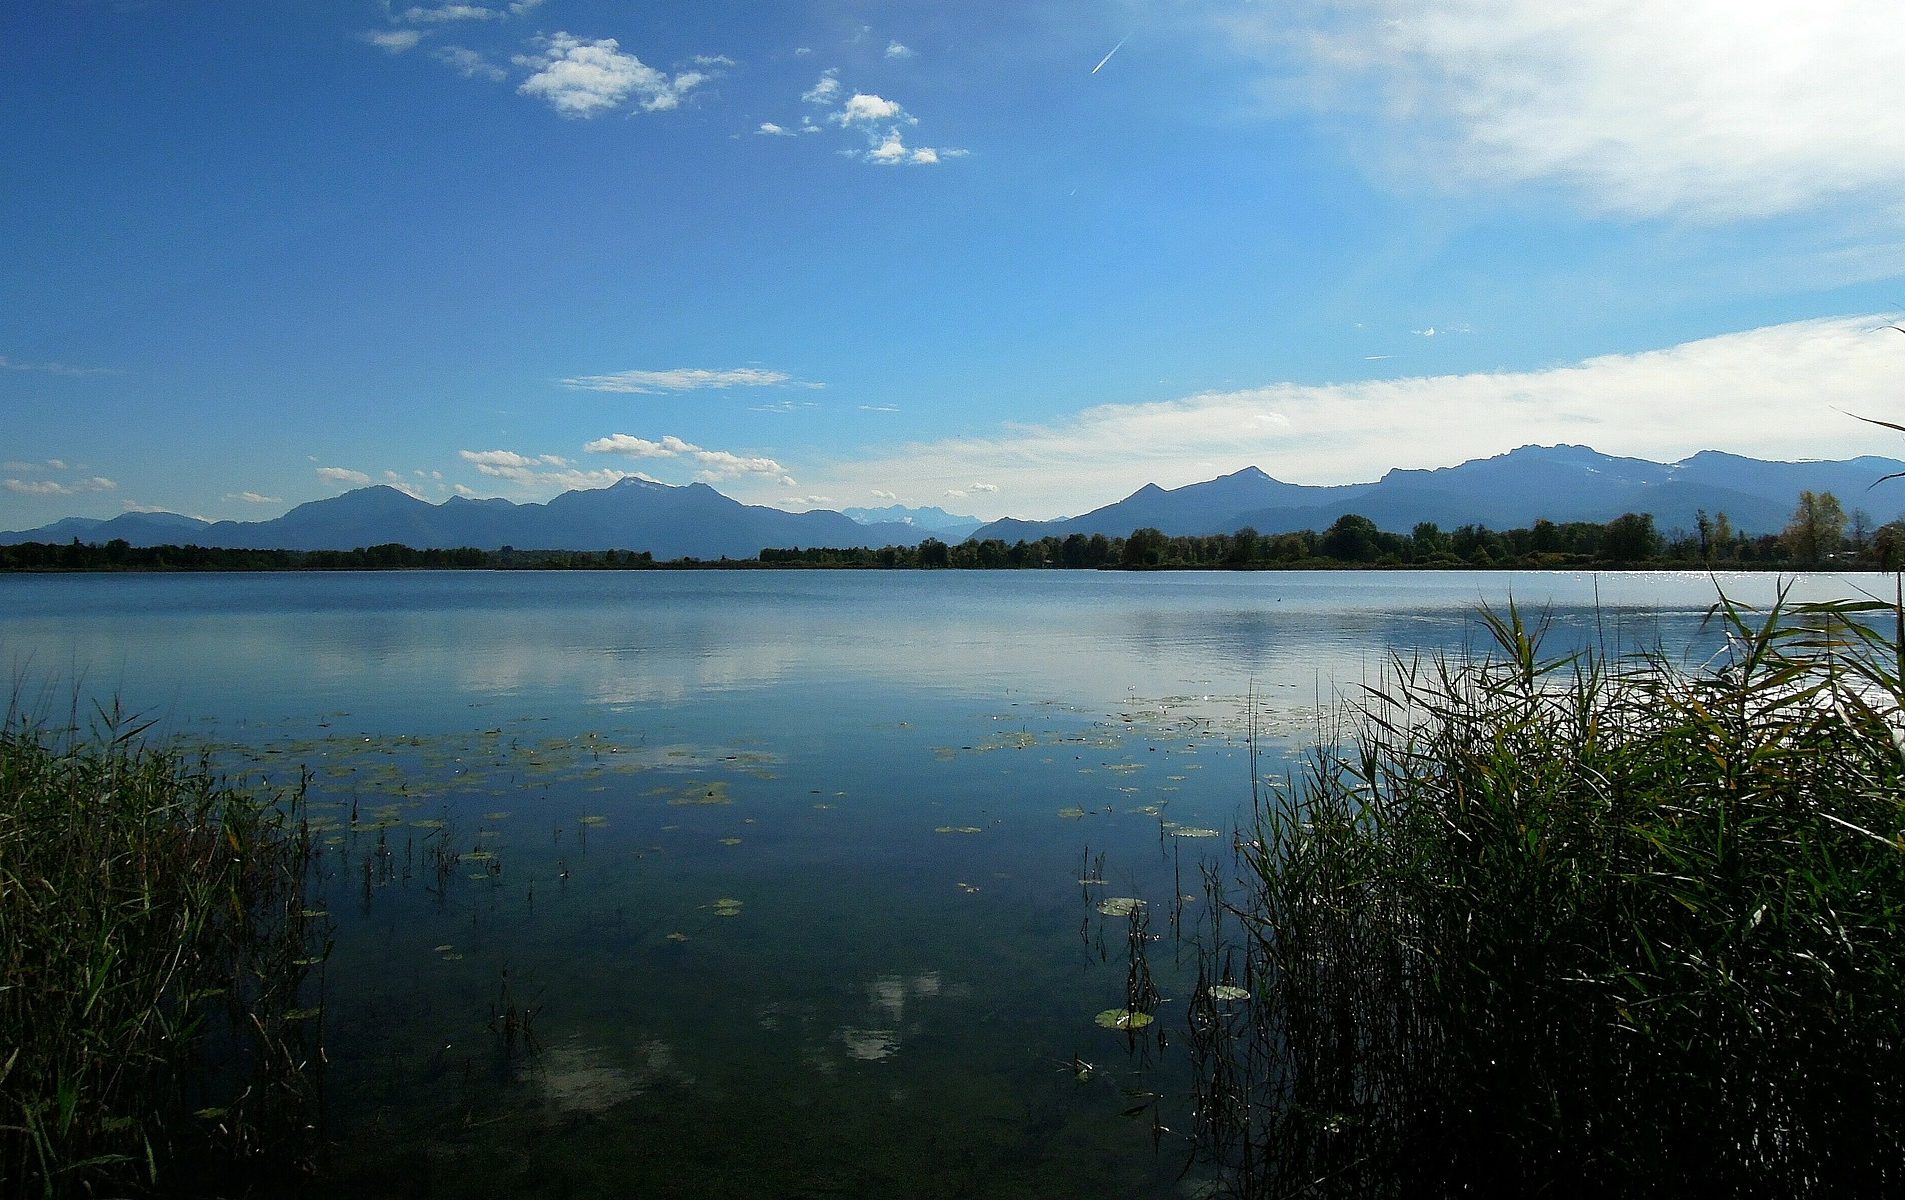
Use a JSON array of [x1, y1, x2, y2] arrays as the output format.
[[885, 41, 915, 60], [364, 29, 424, 53], [315, 467, 372, 486], [457, 448, 630, 492], [435, 45, 505, 80], [1236, 1, 1905, 222], [4, 476, 115, 497], [584, 434, 787, 481], [560, 366, 815, 394], [398, 3, 505, 23], [805, 315, 1905, 518], [225, 491, 283, 504], [0, 355, 115, 377], [801, 69, 842, 105], [514, 33, 713, 117], [757, 121, 796, 137]]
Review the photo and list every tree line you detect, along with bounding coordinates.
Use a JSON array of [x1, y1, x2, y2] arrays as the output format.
[[5, 490, 1899, 572]]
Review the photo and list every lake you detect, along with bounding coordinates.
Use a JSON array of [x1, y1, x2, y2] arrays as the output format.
[[0, 568, 1880, 1197]]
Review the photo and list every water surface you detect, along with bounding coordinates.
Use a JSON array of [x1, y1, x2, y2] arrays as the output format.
[[1, 569, 1876, 1196]]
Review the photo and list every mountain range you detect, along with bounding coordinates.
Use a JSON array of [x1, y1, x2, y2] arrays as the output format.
[[6, 445, 1903, 557], [968, 445, 1905, 544]]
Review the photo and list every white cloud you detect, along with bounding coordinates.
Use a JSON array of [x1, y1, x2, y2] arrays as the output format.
[[457, 448, 631, 492], [560, 366, 810, 393], [399, 4, 503, 23], [120, 502, 171, 514], [693, 54, 737, 67], [4, 476, 115, 496], [226, 491, 282, 504], [508, 0, 543, 14], [802, 69, 841, 105], [316, 467, 372, 486], [365, 29, 424, 53], [460, 449, 571, 470], [857, 128, 947, 166], [885, 41, 915, 60], [1244, 0, 1905, 221], [381, 471, 426, 499], [757, 121, 796, 137], [515, 33, 709, 118], [871, 489, 897, 500], [809, 315, 1905, 518], [968, 482, 1000, 493], [435, 46, 505, 80], [0, 356, 113, 377], [834, 93, 908, 125], [859, 404, 900, 413], [584, 433, 787, 479]]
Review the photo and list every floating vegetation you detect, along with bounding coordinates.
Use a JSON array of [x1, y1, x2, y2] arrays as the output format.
[[668, 781, 733, 806], [935, 825, 984, 834], [718, 836, 743, 846], [711, 898, 744, 917], [1206, 985, 1251, 1003], [1173, 827, 1222, 839], [665, 932, 689, 943], [1098, 897, 1146, 917], [1057, 806, 1088, 819], [1095, 1008, 1155, 1031], [409, 817, 446, 830], [579, 814, 608, 826]]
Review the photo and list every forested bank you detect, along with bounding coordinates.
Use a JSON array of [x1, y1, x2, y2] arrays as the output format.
[[5, 492, 1894, 573]]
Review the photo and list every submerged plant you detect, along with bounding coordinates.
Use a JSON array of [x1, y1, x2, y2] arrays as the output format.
[[1194, 593, 1905, 1197], [0, 702, 329, 1197]]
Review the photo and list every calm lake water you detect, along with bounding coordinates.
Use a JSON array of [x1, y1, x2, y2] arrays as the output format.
[[0, 569, 1881, 1197]]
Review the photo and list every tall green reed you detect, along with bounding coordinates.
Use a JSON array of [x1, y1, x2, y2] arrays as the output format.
[[1194, 592, 1905, 1197], [0, 700, 328, 1197]]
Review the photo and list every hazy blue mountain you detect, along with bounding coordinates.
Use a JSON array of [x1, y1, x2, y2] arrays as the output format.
[[0, 478, 928, 557], [841, 504, 984, 541], [967, 446, 1905, 543], [966, 466, 1371, 543], [10, 447, 1905, 554]]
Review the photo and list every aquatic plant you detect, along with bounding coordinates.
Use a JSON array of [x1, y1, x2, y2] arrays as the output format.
[[1194, 593, 1905, 1197], [0, 702, 327, 1197]]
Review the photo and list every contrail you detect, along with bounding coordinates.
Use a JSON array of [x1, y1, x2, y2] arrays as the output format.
[[1091, 36, 1128, 74]]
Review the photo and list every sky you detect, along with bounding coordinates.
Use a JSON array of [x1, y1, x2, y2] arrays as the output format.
[[6, 0, 1905, 529]]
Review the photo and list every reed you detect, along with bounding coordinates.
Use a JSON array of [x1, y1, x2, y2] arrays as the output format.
[[0, 701, 327, 1197], [1195, 592, 1905, 1197]]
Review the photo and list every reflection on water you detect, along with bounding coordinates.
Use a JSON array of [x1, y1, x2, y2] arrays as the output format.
[[0, 568, 1881, 1197]]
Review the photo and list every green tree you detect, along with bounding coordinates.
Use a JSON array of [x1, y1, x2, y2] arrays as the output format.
[[1122, 527, 1168, 567], [1601, 512, 1662, 562], [1781, 491, 1847, 564], [1320, 514, 1382, 562]]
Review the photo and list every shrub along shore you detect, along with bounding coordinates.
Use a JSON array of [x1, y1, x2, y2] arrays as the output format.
[[1188, 593, 1905, 1196], [0, 704, 327, 1198]]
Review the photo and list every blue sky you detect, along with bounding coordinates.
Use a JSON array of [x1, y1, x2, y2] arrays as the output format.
[[6, 0, 1905, 528]]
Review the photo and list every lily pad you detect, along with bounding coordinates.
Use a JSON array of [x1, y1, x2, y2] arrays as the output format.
[[1095, 1008, 1154, 1031], [712, 898, 744, 917], [1097, 897, 1146, 917], [935, 825, 984, 834], [1207, 985, 1252, 1003], [718, 837, 743, 846], [1056, 806, 1087, 819], [1173, 827, 1222, 839], [579, 815, 608, 827]]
